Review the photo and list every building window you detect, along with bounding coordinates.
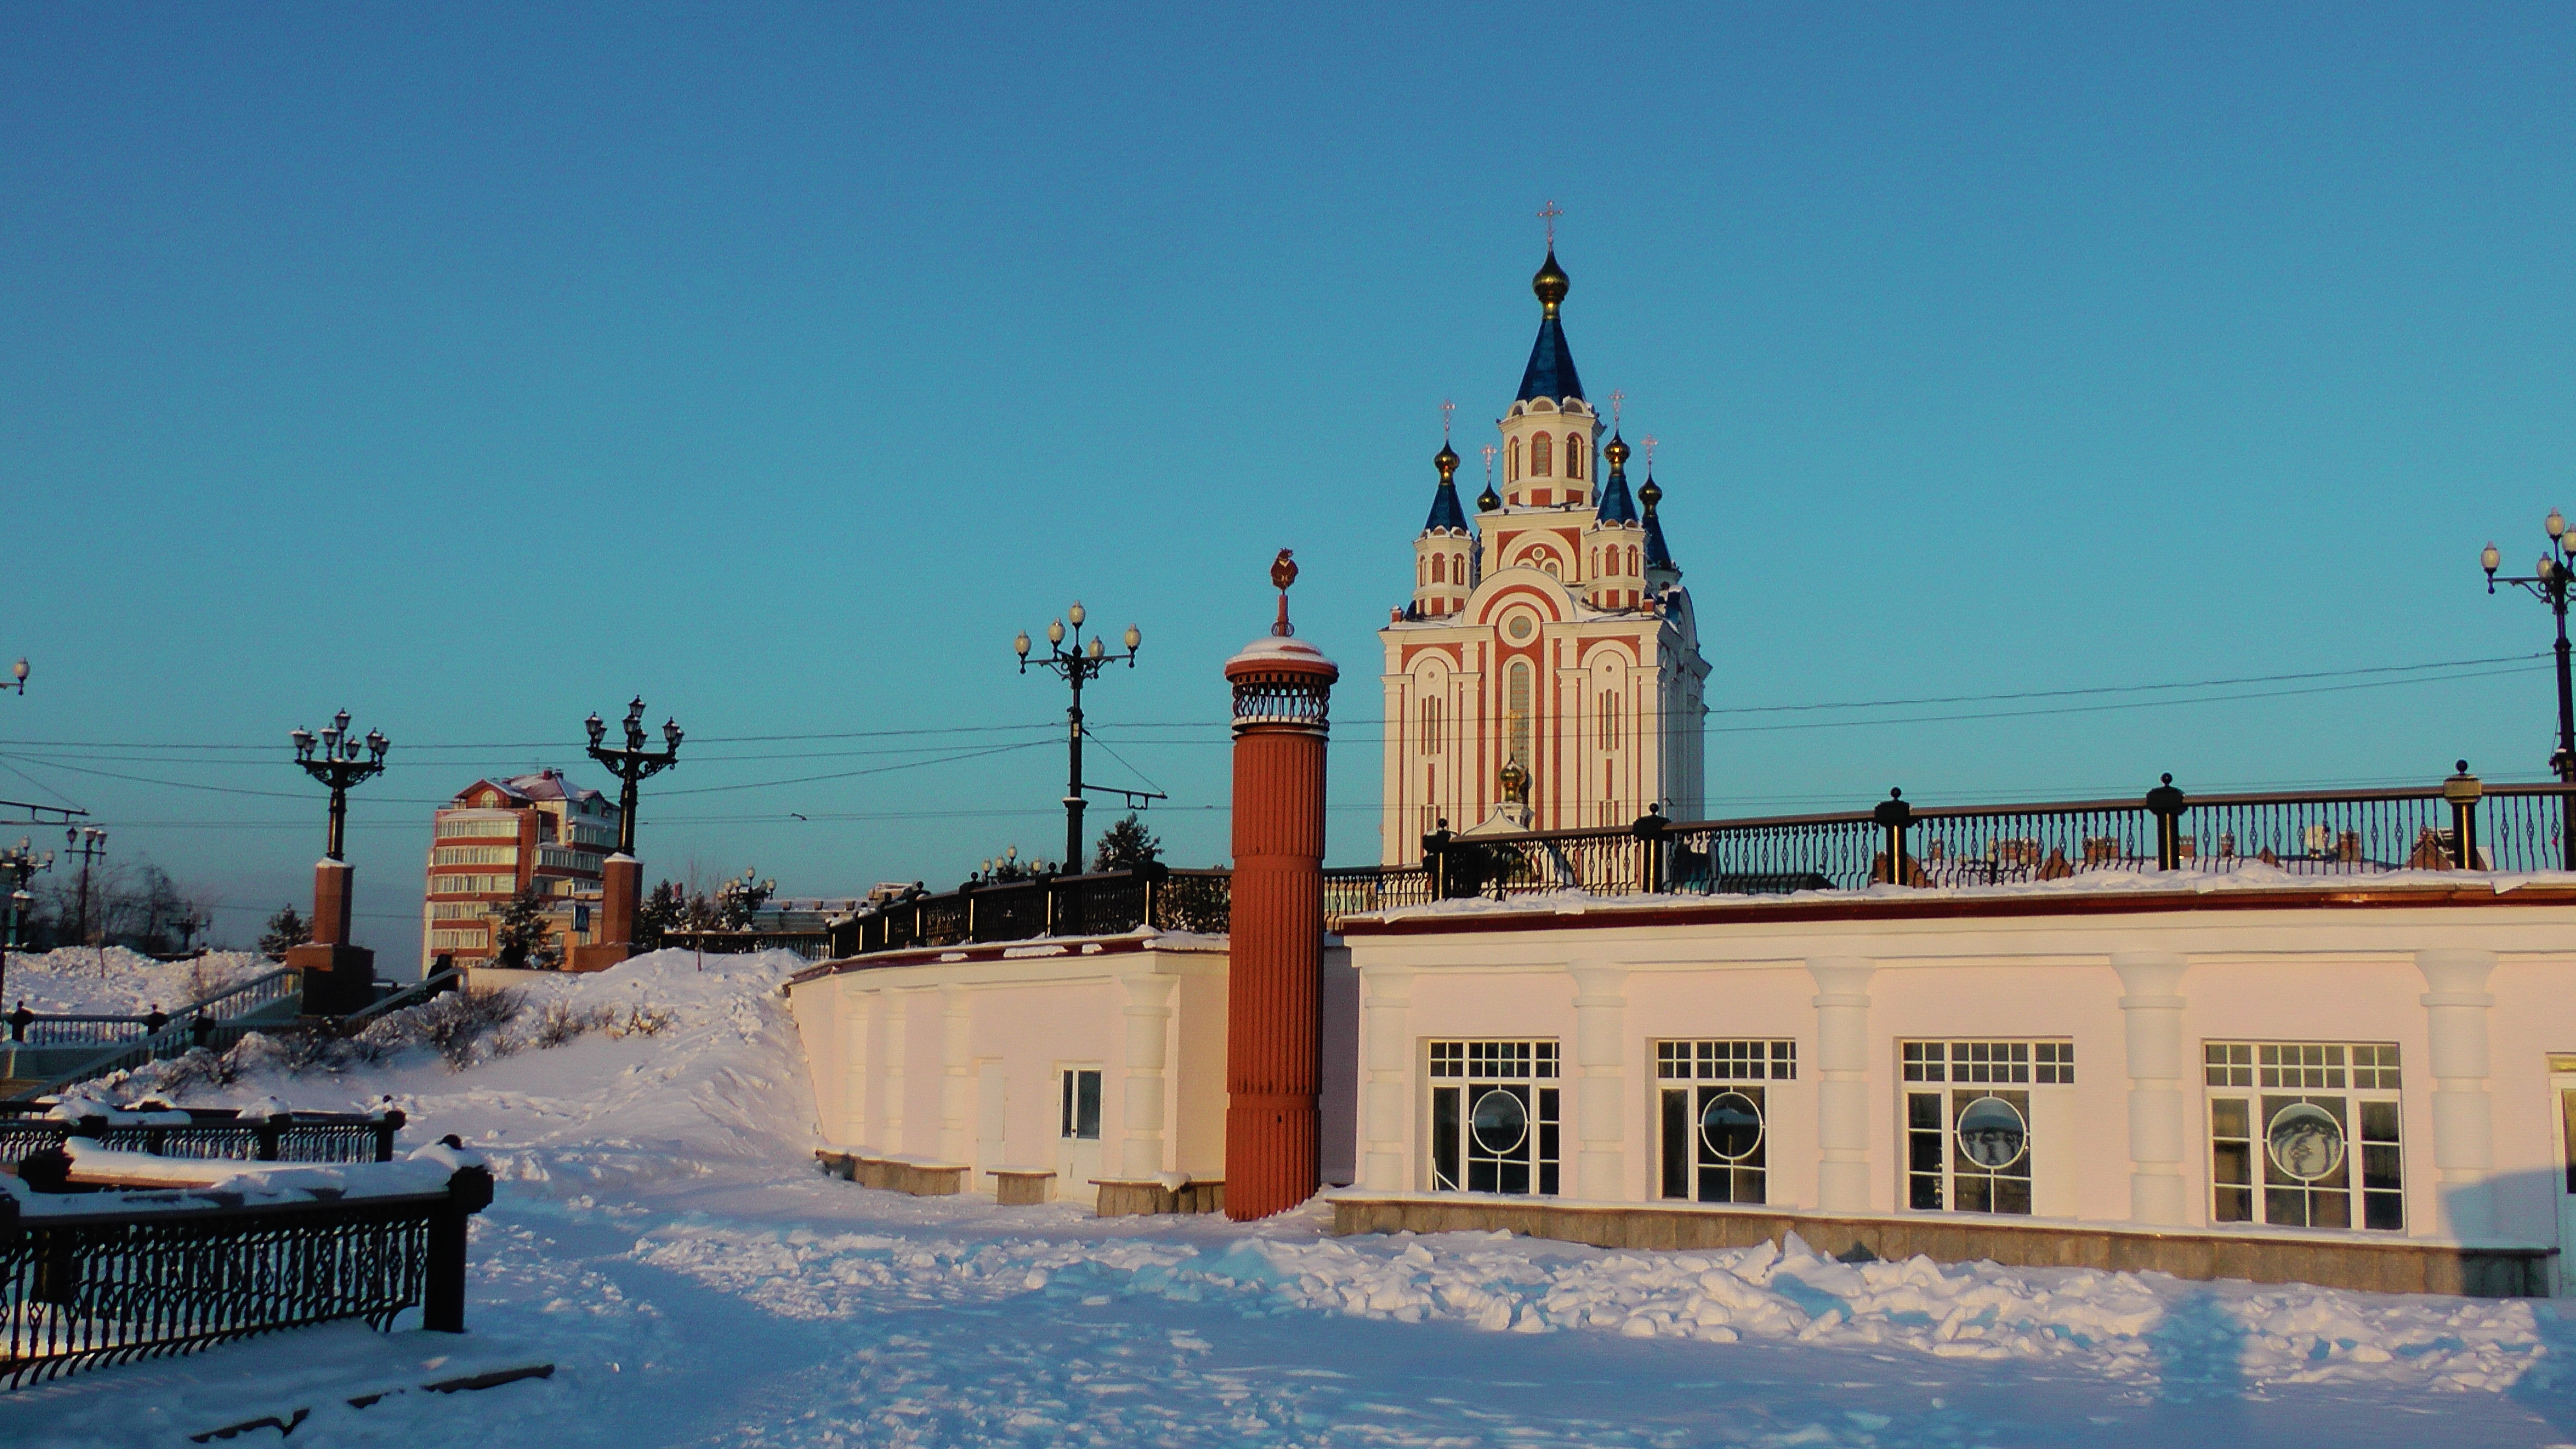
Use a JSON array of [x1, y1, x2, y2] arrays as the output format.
[[1428, 1039, 1560, 1195], [1506, 661, 1532, 774], [1419, 694, 1443, 754], [427, 928, 489, 950], [2205, 1042, 2403, 1231], [428, 873, 516, 896], [1597, 689, 1620, 747], [1532, 432, 1553, 477], [1059, 1067, 1102, 1141], [1508, 437, 1520, 482], [432, 846, 518, 867], [1901, 1040, 2072, 1216], [1657, 1040, 1795, 1205], [1567, 435, 1585, 480], [436, 816, 518, 839], [1430, 552, 1445, 584]]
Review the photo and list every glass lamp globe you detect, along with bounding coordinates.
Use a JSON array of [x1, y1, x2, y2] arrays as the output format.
[[1068, 601, 1086, 628], [1123, 624, 1141, 651], [1046, 619, 1065, 646], [1014, 631, 1031, 658], [2483, 542, 2502, 573], [2551, 508, 2567, 540]]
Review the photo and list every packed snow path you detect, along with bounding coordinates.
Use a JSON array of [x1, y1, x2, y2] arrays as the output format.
[[6, 950, 2576, 1447]]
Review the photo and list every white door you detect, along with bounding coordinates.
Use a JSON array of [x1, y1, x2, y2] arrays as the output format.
[[1054, 1066, 1103, 1206]]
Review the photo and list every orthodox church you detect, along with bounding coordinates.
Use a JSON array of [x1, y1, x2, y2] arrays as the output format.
[[1379, 248, 1711, 862]]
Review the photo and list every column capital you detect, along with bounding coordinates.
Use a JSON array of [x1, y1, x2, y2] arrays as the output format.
[[1805, 956, 1875, 1004], [2415, 947, 2498, 999], [2109, 951, 2188, 1000]]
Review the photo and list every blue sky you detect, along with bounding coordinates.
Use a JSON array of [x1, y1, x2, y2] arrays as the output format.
[[2, 4, 2570, 968]]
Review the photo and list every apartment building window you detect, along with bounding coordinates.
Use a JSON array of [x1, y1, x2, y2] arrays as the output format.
[[537, 847, 597, 872], [427, 928, 489, 951], [427, 903, 493, 921], [436, 817, 520, 839], [1428, 1039, 1560, 1196], [1657, 1040, 1795, 1205], [432, 846, 518, 867], [1901, 1040, 2074, 1215], [428, 873, 516, 895], [1059, 1068, 1102, 1141], [2205, 1042, 2403, 1231]]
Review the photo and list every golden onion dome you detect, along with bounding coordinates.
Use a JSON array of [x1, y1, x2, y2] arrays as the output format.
[[1532, 250, 1569, 316], [1603, 434, 1630, 469]]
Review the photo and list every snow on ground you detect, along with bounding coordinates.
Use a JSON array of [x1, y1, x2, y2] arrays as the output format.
[[8, 949, 2576, 1446], [2, 947, 267, 1016]]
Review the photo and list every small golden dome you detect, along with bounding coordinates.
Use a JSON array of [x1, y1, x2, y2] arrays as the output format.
[[1532, 250, 1569, 316], [1435, 441, 1459, 478], [1603, 434, 1630, 469], [1638, 476, 1661, 512]]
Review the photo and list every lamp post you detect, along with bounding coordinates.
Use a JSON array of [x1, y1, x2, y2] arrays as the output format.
[[1014, 604, 1147, 873], [0, 836, 53, 1009], [581, 698, 682, 969], [291, 709, 391, 862], [584, 697, 684, 856], [5, 659, 25, 694], [2481, 511, 2576, 869]]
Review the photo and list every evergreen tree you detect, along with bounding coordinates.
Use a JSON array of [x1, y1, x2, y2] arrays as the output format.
[[1093, 813, 1162, 871], [257, 905, 311, 960], [634, 879, 688, 952], [493, 884, 560, 969]]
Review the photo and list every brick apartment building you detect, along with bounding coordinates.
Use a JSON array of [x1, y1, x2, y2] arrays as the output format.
[[421, 770, 620, 972]]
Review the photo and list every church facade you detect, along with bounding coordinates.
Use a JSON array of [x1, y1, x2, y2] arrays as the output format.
[[1378, 251, 1710, 864]]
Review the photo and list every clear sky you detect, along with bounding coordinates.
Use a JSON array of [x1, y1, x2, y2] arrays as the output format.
[[2, 4, 2571, 971]]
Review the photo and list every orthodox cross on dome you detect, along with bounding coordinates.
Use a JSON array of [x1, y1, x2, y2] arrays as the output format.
[[1481, 443, 1496, 483], [1641, 435, 1658, 471], [1537, 199, 1562, 249], [1610, 389, 1624, 429], [1441, 398, 1454, 440]]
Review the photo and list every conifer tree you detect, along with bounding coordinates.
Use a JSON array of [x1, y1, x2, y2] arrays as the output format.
[[634, 879, 688, 951], [493, 884, 560, 969], [1092, 813, 1162, 872], [257, 905, 310, 960]]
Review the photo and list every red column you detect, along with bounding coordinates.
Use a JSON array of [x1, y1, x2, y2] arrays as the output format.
[[570, 854, 641, 973], [310, 860, 354, 946], [1222, 564, 1337, 1222]]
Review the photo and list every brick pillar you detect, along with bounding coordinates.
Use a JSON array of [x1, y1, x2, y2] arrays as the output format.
[[1222, 579, 1338, 1222], [573, 853, 641, 972], [311, 860, 354, 946]]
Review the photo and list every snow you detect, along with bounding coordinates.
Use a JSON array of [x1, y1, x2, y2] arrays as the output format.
[[0, 947, 268, 1016], [6, 949, 2576, 1446]]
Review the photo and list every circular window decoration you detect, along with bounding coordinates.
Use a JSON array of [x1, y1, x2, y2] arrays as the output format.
[[2265, 1102, 2346, 1182], [1954, 1096, 2028, 1171], [1699, 1091, 1763, 1161], [1470, 1088, 1528, 1156], [1505, 614, 1535, 642]]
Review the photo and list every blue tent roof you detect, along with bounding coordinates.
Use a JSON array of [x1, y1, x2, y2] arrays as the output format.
[[1423, 443, 1470, 532], [1641, 476, 1675, 571], [1594, 436, 1638, 524], [1516, 315, 1585, 404]]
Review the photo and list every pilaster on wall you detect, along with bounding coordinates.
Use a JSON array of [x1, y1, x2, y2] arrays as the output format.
[[1359, 966, 1414, 1191], [940, 985, 974, 1167], [1806, 958, 1876, 1213], [1120, 972, 1178, 1179], [878, 989, 909, 1155], [837, 981, 873, 1147], [2416, 949, 2499, 1240], [1569, 962, 1629, 1200], [2111, 952, 2190, 1227]]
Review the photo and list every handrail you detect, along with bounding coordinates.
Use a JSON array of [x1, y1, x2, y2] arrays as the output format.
[[339, 968, 462, 1030]]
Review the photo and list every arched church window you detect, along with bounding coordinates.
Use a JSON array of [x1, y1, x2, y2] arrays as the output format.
[[1568, 436, 1585, 480], [1431, 553, 1445, 584], [1627, 545, 1640, 576], [1532, 433, 1553, 477], [1507, 437, 1520, 482], [1454, 553, 1466, 585], [1507, 661, 1533, 779], [1417, 557, 1427, 586]]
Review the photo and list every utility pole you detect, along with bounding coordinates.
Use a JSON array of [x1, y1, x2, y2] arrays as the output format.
[[65, 826, 107, 961]]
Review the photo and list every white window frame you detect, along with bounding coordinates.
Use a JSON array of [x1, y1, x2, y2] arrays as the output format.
[[1656, 1039, 1795, 1205], [1900, 1039, 2074, 1217], [1426, 1039, 1561, 1196], [2204, 1041, 2404, 1232]]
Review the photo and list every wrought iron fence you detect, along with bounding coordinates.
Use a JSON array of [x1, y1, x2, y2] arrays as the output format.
[[0, 1163, 492, 1389], [0, 1108, 404, 1169], [826, 772, 2576, 951]]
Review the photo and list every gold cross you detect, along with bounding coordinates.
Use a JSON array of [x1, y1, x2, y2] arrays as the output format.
[[1537, 200, 1561, 248], [1441, 398, 1454, 440], [1609, 388, 1624, 428], [1641, 435, 1658, 471]]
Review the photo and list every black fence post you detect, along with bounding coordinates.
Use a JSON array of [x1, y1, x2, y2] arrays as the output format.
[[1873, 790, 1914, 887], [425, 1161, 496, 1334], [375, 1108, 405, 1162], [2146, 773, 2187, 871], [2445, 761, 2484, 870], [253, 1119, 281, 1161], [1632, 807, 1670, 895], [1421, 822, 1454, 899]]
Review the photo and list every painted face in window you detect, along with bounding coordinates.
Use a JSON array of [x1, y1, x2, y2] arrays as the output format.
[[1956, 1096, 2027, 1170]]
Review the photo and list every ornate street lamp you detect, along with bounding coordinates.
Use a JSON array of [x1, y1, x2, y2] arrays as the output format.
[[291, 708, 391, 861], [1015, 603, 1152, 872], [2482, 511, 2576, 868], [0, 835, 53, 1007], [5, 659, 25, 695], [584, 696, 683, 856]]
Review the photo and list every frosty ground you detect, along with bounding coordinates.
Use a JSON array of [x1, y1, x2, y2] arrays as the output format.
[[6, 950, 2576, 1447]]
